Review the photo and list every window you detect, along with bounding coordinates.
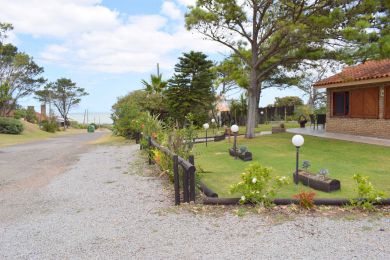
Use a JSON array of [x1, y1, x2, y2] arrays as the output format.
[[333, 91, 349, 116]]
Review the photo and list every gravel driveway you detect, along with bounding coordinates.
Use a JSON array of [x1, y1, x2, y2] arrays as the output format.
[[1, 134, 389, 259]]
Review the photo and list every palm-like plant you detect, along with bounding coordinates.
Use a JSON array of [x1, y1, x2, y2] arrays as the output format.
[[141, 63, 167, 95]]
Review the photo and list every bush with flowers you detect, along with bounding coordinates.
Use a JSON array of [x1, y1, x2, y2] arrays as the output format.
[[230, 162, 289, 207]]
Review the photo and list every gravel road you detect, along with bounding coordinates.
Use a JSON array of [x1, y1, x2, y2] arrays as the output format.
[[1, 134, 389, 259]]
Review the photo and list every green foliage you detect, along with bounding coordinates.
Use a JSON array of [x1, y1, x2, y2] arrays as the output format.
[[25, 107, 37, 123], [294, 105, 313, 120], [165, 51, 216, 126], [229, 94, 247, 125], [46, 79, 88, 127], [41, 117, 58, 133], [185, 0, 383, 137], [13, 108, 26, 119], [230, 162, 289, 207], [0, 117, 24, 134], [141, 63, 167, 95], [112, 100, 143, 138], [274, 96, 303, 107], [293, 191, 316, 210], [351, 174, 386, 211], [0, 24, 45, 116]]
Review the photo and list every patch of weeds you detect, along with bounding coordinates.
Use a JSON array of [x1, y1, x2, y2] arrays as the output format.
[[235, 208, 246, 218], [105, 180, 116, 184], [361, 225, 374, 231]]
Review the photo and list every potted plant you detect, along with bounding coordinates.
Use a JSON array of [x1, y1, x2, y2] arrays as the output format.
[[298, 115, 307, 128]]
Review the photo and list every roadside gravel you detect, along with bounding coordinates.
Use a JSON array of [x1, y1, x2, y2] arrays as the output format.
[[1, 143, 389, 259]]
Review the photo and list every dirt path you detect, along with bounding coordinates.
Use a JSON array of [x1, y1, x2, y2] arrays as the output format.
[[0, 136, 389, 259]]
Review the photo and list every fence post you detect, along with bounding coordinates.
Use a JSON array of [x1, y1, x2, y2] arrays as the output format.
[[183, 167, 189, 203], [148, 136, 152, 165], [173, 155, 180, 205], [140, 133, 143, 150], [188, 155, 195, 202]]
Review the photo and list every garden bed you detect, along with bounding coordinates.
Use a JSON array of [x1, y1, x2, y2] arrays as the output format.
[[194, 133, 390, 199]]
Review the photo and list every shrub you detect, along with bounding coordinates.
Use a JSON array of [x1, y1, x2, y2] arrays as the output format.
[[351, 174, 386, 211], [41, 118, 58, 133], [0, 117, 24, 134], [230, 162, 289, 207], [293, 191, 316, 209], [25, 107, 37, 123], [13, 109, 27, 119]]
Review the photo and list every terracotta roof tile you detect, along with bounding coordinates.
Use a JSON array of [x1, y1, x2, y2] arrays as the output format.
[[314, 59, 390, 87]]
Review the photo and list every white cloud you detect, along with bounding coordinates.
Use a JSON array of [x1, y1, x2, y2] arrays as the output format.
[[0, 0, 226, 74], [161, 1, 182, 20], [176, 0, 196, 7]]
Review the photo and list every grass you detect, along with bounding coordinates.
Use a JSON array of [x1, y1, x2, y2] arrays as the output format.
[[0, 120, 85, 147], [197, 122, 299, 137], [194, 133, 390, 199]]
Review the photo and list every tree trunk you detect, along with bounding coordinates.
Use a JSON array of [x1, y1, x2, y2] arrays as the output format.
[[245, 67, 258, 138]]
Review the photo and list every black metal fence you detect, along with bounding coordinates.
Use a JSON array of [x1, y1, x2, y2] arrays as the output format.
[[146, 136, 196, 205]]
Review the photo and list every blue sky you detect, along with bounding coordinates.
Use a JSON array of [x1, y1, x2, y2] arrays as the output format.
[[1, 0, 304, 114]]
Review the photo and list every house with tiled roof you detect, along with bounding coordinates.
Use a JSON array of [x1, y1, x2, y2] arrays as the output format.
[[314, 59, 390, 139]]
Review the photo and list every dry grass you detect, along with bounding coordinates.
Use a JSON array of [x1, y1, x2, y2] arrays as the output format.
[[0, 120, 85, 147]]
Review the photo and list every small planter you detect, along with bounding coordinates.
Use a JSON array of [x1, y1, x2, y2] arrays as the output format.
[[295, 170, 340, 192], [272, 127, 286, 134], [229, 148, 252, 161], [298, 115, 308, 128]]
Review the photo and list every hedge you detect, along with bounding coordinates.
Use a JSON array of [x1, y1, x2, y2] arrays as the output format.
[[0, 117, 24, 134]]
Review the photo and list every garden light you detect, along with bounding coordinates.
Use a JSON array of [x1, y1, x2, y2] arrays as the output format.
[[203, 123, 210, 147], [211, 118, 216, 135], [231, 124, 239, 159], [292, 134, 304, 184], [231, 124, 239, 133]]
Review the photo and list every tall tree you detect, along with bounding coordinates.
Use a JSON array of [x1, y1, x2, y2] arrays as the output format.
[[186, 0, 379, 138], [0, 23, 45, 116], [165, 51, 216, 126], [48, 78, 88, 129], [274, 96, 303, 107]]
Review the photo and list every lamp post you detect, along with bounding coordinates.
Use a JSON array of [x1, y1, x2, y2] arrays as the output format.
[[211, 118, 215, 135], [231, 124, 239, 159], [203, 123, 209, 147], [292, 134, 304, 184], [260, 111, 264, 124]]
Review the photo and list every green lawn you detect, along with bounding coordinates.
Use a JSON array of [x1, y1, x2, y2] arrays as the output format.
[[193, 133, 390, 199], [197, 122, 299, 137]]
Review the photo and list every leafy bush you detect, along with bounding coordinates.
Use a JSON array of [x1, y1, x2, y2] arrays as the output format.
[[0, 117, 24, 134], [25, 107, 37, 123], [351, 174, 386, 211], [230, 162, 289, 207], [13, 108, 27, 119], [293, 191, 316, 209], [41, 118, 58, 133]]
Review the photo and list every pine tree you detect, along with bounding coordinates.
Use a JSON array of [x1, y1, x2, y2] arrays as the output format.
[[165, 51, 215, 126]]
